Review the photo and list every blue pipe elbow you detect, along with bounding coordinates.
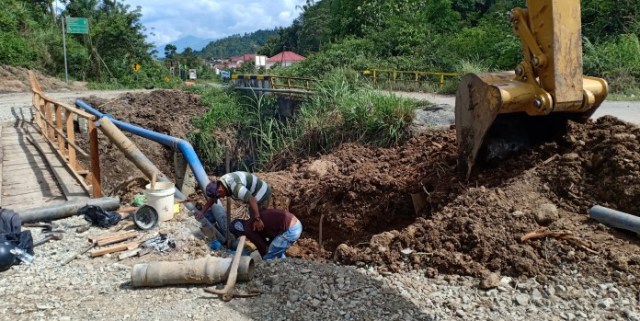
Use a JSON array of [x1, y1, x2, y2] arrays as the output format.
[[75, 99, 210, 192]]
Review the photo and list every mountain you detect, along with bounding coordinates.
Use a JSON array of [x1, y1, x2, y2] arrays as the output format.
[[155, 35, 214, 58]]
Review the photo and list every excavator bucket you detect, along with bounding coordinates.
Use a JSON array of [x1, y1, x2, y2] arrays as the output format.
[[455, 0, 608, 176], [455, 73, 607, 176]]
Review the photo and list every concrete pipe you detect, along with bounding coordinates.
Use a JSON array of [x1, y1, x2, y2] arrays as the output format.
[[589, 205, 640, 235], [20, 197, 120, 223], [130, 256, 255, 288]]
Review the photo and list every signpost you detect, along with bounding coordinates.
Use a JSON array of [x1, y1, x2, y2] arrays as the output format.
[[62, 17, 89, 83]]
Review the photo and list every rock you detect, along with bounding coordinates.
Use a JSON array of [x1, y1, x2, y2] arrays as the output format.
[[455, 310, 466, 318], [531, 288, 543, 301], [597, 298, 614, 309], [624, 309, 640, 321], [300, 269, 312, 274], [515, 294, 530, 306], [305, 160, 338, 178], [562, 153, 580, 161], [535, 203, 559, 225], [480, 273, 501, 290], [512, 210, 525, 218]]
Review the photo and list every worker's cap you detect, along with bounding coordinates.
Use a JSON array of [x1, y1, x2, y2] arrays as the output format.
[[229, 219, 245, 237], [205, 181, 218, 198]]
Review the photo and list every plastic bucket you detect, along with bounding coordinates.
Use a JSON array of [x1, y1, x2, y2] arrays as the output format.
[[145, 182, 176, 222]]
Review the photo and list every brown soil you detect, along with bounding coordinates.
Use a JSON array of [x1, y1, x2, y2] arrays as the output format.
[[0, 65, 86, 93], [74, 87, 640, 286], [77, 90, 208, 200], [263, 116, 640, 288]]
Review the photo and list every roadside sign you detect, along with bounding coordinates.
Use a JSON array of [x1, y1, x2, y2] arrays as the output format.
[[66, 17, 89, 34], [132, 63, 141, 72]]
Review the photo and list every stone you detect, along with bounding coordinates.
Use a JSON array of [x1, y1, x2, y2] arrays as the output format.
[[480, 273, 501, 290], [515, 294, 530, 306], [531, 289, 543, 301], [305, 160, 338, 178], [597, 298, 614, 309], [535, 203, 559, 225], [624, 309, 640, 321]]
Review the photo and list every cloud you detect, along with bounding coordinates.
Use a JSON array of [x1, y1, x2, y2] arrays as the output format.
[[120, 0, 306, 45]]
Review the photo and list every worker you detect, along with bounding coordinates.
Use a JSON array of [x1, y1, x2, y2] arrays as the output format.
[[195, 171, 272, 232], [229, 209, 302, 260]]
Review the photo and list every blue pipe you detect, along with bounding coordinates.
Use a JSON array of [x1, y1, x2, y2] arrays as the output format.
[[75, 99, 210, 193], [589, 205, 640, 235]]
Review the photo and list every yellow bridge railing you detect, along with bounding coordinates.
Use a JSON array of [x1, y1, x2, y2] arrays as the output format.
[[361, 69, 458, 88]]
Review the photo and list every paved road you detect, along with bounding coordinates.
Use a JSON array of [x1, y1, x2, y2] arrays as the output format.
[[390, 91, 640, 125]]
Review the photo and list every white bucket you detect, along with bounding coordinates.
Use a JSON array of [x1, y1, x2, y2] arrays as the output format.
[[145, 181, 176, 222]]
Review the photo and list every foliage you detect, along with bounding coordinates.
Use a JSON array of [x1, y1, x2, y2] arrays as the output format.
[[190, 69, 417, 173], [199, 29, 278, 59], [0, 0, 164, 85]]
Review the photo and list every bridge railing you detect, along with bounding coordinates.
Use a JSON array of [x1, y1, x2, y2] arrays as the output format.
[[269, 76, 316, 91], [29, 71, 102, 197], [361, 69, 458, 88]]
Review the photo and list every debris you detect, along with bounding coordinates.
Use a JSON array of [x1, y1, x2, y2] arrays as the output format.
[[521, 229, 598, 254], [132, 205, 158, 230], [81, 205, 121, 228], [479, 273, 501, 290], [534, 203, 559, 226], [140, 233, 175, 252]]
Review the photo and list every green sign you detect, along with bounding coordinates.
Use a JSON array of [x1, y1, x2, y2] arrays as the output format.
[[66, 17, 89, 34]]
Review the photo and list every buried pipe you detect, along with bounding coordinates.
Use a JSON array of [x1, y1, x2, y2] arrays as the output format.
[[20, 197, 120, 223], [589, 205, 640, 236], [130, 256, 255, 288], [75, 99, 209, 192]]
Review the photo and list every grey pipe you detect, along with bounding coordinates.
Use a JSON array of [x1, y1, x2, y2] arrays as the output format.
[[131, 256, 255, 287], [20, 197, 120, 223], [589, 205, 640, 235]]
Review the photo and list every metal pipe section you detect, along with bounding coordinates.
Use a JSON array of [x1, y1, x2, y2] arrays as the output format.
[[130, 256, 255, 287], [589, 205, 640, 235], [20, 197, 120, 223], [75, 99, 209, 192]]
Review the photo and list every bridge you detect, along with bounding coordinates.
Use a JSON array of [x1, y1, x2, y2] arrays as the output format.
[[1, 72, 102, 213]]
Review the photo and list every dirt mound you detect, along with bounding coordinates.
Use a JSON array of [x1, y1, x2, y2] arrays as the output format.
[[78, 90, 208, 199], [262, 117, 640, 285], [0, 65, 86, 93]]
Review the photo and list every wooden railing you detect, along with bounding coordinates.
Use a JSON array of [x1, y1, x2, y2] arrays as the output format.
[[29, 71, 102, 197]]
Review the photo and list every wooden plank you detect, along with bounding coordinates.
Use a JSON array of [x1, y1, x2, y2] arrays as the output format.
[[66, 110, 77, 170], [90, 241, 140, 257], [95, 231, 138, 246], [24, 128, 89, 201]]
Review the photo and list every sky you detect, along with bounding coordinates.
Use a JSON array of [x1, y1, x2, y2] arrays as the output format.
[[54, 0, 306, 46]]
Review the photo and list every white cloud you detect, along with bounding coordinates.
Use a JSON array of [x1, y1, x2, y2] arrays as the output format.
[[120, 0, 306, 45]]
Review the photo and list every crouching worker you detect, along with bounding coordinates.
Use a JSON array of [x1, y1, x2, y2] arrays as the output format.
[[229, 209, 302, 260]]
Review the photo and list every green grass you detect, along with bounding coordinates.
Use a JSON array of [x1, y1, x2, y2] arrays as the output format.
[[188, 69, 418, 173]]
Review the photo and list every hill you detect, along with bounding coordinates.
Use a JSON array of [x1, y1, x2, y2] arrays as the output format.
[[155, 35, 214, 58]]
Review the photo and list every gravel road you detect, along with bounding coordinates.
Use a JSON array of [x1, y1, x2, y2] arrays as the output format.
[[3, 214, 639, 321]]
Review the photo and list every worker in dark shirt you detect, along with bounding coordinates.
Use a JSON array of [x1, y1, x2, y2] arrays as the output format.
[[229, 209, 302, 260]]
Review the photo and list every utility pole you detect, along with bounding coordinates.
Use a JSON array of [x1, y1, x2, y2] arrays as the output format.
[[62, 16, 69, 83]]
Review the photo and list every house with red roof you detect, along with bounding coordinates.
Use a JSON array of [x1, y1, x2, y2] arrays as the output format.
[[266, 51, 306, 69]]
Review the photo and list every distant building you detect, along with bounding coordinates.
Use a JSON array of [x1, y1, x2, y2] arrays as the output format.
[[266, 51, 306, 69]]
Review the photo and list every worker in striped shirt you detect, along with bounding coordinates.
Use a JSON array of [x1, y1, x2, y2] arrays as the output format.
[[195, 171, 272, 232]]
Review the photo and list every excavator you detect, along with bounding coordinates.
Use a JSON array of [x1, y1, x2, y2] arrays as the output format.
[[455, 0, 608, 176]]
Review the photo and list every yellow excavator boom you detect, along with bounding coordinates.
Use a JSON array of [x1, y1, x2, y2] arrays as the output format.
[[455, 0, 608, 176]]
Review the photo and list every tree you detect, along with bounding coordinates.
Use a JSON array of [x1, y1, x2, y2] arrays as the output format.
[[164, 44, 177, 59]]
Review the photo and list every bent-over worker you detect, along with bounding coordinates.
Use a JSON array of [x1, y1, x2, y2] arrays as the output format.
[[229, 209, 302, 260], [195, 171, 272, 232]]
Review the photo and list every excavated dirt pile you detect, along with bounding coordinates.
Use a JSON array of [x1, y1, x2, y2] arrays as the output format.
[[314, 116, 640, 284], [78, 90, 207, 198]]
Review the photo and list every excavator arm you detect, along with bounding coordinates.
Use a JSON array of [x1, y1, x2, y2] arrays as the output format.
[[455, 0, 608, 176]]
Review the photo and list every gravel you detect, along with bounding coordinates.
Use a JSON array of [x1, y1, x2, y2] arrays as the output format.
[[1, 214, 640, 321]]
